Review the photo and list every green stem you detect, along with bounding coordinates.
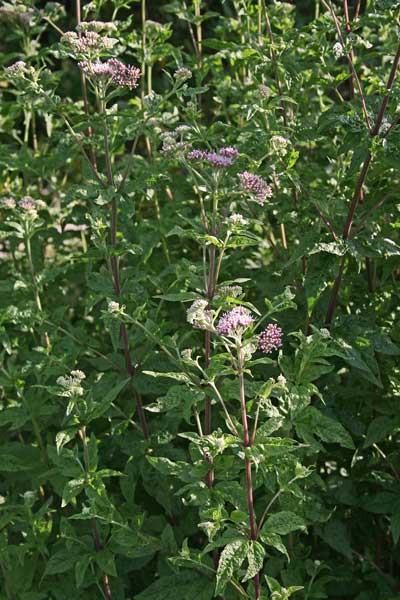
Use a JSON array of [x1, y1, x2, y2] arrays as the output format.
[[25, 224, 50, 348], [208, 381, 239, 437]]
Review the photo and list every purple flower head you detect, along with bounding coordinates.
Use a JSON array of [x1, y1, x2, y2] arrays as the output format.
[[206, 152, 234, 168], [78, 59, 140, 89], [258, 323, 283, 354], [216, 306, 254, 337], [238, 171, 273, 205], [79, 59, 113, 78], [187, 147, 238, 169], [18, 196, 37, 211], [107, 59, 141, 89], [188, 149, 207, 161], [219, 147, 239, 158]]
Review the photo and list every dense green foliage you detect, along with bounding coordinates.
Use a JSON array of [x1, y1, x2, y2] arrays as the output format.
[[1, 1, 400, 598]]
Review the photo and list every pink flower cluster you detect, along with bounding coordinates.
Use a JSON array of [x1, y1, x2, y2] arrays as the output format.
[[78, 59, 141, 89], [258, 323, 283, 354], [2, 197, 16, 209], [18, 196, 37, 211], [216, 306, 254, 337], [238, 171, 273, 205], [188, 147, 239, 168]]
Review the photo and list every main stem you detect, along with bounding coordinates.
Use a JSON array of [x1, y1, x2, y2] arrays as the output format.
[[343, 0, 355, 99], [194, 0, 203, 107], [79, 427, 112, 600], [238, 347, 261, 599], [100, 97, 149, 439], [25, 228, 50, 348], [263, 2, 298, 213]]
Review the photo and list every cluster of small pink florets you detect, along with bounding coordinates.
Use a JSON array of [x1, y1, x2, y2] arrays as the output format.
[[216, 306, 254, 336], [78, 59, 141, 89], [238, 171, 273, 205], [188, 301, 283, 354], [258, 323, 283, 354], [188, 147, 239, 168]]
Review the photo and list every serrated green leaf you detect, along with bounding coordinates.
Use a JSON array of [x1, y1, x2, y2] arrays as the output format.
[[215, 538, 248, 595], [242, 540, 265, 582], [262, 511, 306, 536]]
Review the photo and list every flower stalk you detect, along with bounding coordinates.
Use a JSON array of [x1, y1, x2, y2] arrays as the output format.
[[237, 345, 261, 599], [98, 96, 149, 439], [78, 426, 112, 600]]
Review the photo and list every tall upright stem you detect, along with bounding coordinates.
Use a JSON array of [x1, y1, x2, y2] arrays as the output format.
[[194, 0, 203, 107], [79, 427, 112, 600], [25, 226, 50, 348], [99, 97, 149, 439], [262, 2, 298, 211], [238, 347, 261, 599], [204, 203, 217, 486], [343, 0, 355, 99]]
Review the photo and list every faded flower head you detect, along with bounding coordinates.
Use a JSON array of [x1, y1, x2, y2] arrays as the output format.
[[174, 67, 192, 81], [57, 369, 86, 397], [4, 60, 32, 80], [258, 323, 283, 354], [1, 197, 16, 209], [216, 306, 254, 337], [277, 374, 287, 386], [160, 131, 191, 155], [79, 59, 141, 89], [107, 300, 125, 314], [333, 42, 344, 59], [258, 84, 271, 98], [270, 135, 289, 157], [175, 125, 191, 135], [215, 285, 243, 299], [227, 213, 248, 227], [0, 4, 35, 26], [61, 30, 116, 57], [238, 171, 273, 205], [187, 299, 214, 330], [77, 20, 117, 33]]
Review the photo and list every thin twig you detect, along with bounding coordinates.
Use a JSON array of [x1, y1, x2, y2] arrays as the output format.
[[321, 0, 371, 130], [76, 0, 97, 169], [314, 203, 338, 241], [324, 38, 400, 324], [208, 381, 239, 437]]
